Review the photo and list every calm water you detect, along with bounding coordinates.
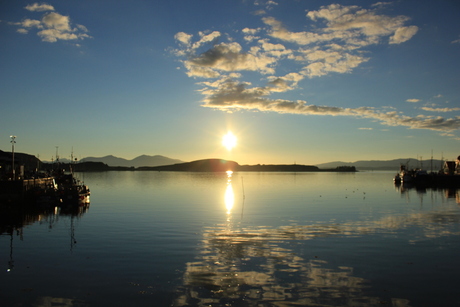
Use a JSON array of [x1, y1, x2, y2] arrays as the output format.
[[1, 171, 460, 306]]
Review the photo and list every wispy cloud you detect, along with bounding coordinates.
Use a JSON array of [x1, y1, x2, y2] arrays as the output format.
[[254, 0, 278, 11], [421, 107, 460, 112], [174, 31, 278, 77], [170, 3, 460, 134], [174, 3, 418, 81], [25, 3, 55, 12], [9, 3, 91, 43], [198, 77, 460, 131]]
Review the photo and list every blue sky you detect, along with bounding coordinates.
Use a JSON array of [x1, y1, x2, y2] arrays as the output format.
[[1, 0, 459, 165]]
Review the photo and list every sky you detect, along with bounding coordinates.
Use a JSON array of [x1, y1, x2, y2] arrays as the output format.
[[1, 0, 459, 165]]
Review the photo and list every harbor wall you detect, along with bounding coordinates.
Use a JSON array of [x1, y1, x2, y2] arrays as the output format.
[[0, 177, 55, 202]]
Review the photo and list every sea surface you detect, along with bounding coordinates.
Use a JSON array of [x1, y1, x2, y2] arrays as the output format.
[[1, 171, 460, 306]]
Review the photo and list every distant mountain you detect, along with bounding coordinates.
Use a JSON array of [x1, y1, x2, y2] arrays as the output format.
[[80, 155, 183, 167], [315, 158, 446, 171], [56, 158, 72, 163]]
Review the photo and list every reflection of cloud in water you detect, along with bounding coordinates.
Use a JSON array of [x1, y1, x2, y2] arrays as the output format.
[[213, 206, 460, 243], [342, 209, 460, 242], [174, 222, 413, 306], [174, 191, 460, 306]]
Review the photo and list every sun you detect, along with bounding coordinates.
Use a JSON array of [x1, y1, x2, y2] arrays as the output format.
[[222, 131, 237, 151]]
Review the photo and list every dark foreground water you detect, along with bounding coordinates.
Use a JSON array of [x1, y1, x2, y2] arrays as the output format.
[[1, 171, 460, 306]]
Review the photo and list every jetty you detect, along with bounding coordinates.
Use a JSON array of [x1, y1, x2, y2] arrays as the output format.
[[0, 177, 56, 203]]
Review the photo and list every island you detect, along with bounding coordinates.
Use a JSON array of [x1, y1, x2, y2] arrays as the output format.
[[0, 150, 357, 175], [77, 159, 356, 172]]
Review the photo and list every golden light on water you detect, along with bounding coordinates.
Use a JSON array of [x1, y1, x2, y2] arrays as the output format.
[[222, 131, 237, 151], [225, 171, 234, 214]]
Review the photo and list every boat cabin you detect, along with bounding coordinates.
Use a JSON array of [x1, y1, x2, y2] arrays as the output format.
[[443, 158, 460, 175]]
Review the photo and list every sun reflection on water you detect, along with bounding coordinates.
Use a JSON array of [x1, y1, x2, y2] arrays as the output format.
[[225, 171, 234, 214]]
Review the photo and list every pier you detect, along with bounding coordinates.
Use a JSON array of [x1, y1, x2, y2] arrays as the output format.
[[0, 177, 56, 203]]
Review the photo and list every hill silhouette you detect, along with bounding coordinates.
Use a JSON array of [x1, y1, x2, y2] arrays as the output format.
[[5, 149, 448, 172], [138, 160, 347, 172], [80, 155, 183, 167], [139, 159, 238, 172], [315, 158, 446, 171]]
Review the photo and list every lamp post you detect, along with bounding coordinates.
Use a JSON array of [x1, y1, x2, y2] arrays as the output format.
[[10, 135, 16, 180]]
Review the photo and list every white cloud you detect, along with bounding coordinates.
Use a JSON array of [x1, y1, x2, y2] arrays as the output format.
[[265, 73, 304, 92], [175, 32, 193, 46], [42, 12, 71, 31], [38, 28, 78, 43], [242, 28, 259, 35], [175, 3, 418, 81], [253, 9, 266, 16], [186, 42, 278, 77], [76, 24, 89, 32], [172, 3, 429, 133], [390, 26, 418, 44], [262, 17, 335, 45], [421, 107, 460, 112], [184, 62, 221, 78], [242, 28, 261, 42], [10, 6, 91, 43], [199, 78, 460, 132], [191, 31, 222, 50], [372, 2, 393, 8], [257, 4, 417, 78], [254, 0, 278, 11], [300, 48, 369, 77], [258, 39, 292, 57], [305, 3, 416, 42], [406, 98, 420, 103], [25, 3, 54, 12], [16, 18, 43, 28], [244, 35, 260, 42]]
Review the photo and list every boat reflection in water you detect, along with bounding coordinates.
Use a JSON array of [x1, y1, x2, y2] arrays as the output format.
[[1, 201, 90, 273], [395, 182, 460, 204], [0, 201, 90, 235]]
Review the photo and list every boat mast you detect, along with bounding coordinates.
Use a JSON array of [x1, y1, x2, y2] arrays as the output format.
[[441, 152, 444, 171]]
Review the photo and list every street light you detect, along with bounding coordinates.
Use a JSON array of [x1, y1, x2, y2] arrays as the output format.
[[10, 135, 16, 180]]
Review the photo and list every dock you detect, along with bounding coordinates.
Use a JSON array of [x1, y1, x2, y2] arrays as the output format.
[[0, 177, 56, 203]]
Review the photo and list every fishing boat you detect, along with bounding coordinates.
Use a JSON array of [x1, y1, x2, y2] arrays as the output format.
[[394, 156, 460, 187], [54, 172, 90, 206], [393, 164, 418, 184]]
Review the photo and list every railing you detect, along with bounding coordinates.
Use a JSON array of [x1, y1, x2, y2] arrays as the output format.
[[0, 177, 56, 202], [22, 177, 55, 192]]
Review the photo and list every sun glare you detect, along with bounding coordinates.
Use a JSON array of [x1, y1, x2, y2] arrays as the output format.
[[222, 131, 237, 151]]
